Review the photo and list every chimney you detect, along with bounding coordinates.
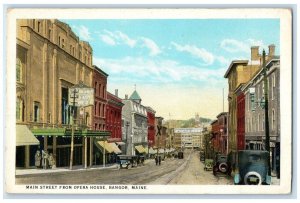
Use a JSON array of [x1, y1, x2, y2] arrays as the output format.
[[251, 46, 259, 60], [125, 94, 128, 99], [268, 44, 275, 57], [115, 89, 118, 97]]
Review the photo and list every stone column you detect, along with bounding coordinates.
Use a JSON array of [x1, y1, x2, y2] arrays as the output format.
[[25, 145, 30, 168]]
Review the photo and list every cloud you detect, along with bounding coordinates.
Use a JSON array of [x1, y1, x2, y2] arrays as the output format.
[[100, 35, 116, 46], [220, 38, 267, 53], [99, 30, 163, 56], [77, 25, 92, 41], [99, 30, 136, 47], [171, 42, 214, 65], [140, 37, 161, 56], [93, 56, 224, 85]]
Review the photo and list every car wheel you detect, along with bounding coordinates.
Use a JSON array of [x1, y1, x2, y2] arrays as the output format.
[[244, 171, 262, 185], [219, 163, 228, 173]]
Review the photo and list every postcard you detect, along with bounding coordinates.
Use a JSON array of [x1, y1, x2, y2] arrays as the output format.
[[5, 8, 292, 194]]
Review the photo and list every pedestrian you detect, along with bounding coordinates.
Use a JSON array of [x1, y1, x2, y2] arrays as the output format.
[[155, 156, 158, 165], [34, 150, 41, 168], [42, 150, 49, 169], [158, 156, 161, 165], [48, 153, 56, 169]]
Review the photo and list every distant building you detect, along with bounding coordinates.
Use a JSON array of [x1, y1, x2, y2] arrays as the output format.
[[146, 106, 156, 147], [174, 128, 202, 149], [122, 91, 148, 155]]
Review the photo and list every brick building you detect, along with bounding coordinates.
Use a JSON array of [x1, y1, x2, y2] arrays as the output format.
[[106, 90, 124, 141], [146, 106, 156, 147], [93, 65, 108, 131]]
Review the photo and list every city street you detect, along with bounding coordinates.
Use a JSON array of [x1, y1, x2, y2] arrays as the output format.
[[15, 150, 233, 185]]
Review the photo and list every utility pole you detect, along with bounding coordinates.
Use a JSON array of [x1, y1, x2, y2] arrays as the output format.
[[69, 88, 78, 170], [262, 50, 271, 176]]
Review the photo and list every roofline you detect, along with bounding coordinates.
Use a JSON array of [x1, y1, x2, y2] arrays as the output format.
[[224, 60, 249, 78], [241, 58, 280, 92], [210, 120, 218, 125], [216, 112, 228, 118], [93, 65, 109, 77]]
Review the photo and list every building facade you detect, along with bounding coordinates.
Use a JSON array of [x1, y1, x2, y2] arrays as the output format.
[[106, 91, 124, 141], [16, 19, 110, 169], [174, 128, 202, 149], [93, 65, 108, 132], [122, 91, 148, 155], [224, 46, 267, 154], [146, 106, 156, 147], [242, 57, 280, 177]]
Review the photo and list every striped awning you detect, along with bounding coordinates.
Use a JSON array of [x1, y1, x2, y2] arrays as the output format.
[[135, 145, 146, 153]]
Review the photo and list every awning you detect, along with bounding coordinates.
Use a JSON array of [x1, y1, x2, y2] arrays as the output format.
[[149, 147, 157, 154], [16, 125, 40, 146], [116, 142, 125, 146], [135, 145, 146, 153], [109, 142, 122, 154], [31, 128, 111, 137], [95, 141, 114, 153]]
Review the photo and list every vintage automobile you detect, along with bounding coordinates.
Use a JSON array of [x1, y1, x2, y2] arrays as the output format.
[[178, 151, 184, 159], [204, 159, 213, 171], [117, 155, 138, 169], [234, 150, 271, 185], [199, 151, 205, 162], [213, 154, 230, 176]]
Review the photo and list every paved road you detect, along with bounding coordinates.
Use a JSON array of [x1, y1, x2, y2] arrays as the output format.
[[16, 150, 233, 185]]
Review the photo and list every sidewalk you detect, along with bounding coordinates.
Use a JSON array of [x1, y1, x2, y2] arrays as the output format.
[[15, 163, 119, 176], [16, 159, 153, 176]]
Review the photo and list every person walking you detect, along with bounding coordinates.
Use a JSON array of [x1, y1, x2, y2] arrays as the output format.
[[34, 150, 41, 168], [158, 156, 161, 165], [155, 156, 158, 165]]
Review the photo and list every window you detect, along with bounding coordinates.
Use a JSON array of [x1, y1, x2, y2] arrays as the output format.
[[16, 58, 22, 83], [272, 73, 276, 100], [48, 29, 51, 40], [61, 88, 70, 124], [32, 19, 35, 29], [62, 39, 65, 48], [272, 109, 276, 130], [16, 98, 24, 122], [98, 103, 101, 117], [94, 102, 97, 116], [99, 84, 101, 97], [262, 116, 265, 131], [258, 114, 260, 131], [58, 36, 61, 46], [38, 21, 41, 32], [34, 101, 40, 122]]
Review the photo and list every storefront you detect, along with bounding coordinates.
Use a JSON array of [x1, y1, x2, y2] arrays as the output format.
[[31, 127, 110, 168]]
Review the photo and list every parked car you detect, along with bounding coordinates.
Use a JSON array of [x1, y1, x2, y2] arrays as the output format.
[[204, 159, 213, 171], [234, 150, 271, 185], [178, 151, 184, 159], [213, 154, 230, 176], [199, 151, 205, 162], [117, 155, 138, 169]]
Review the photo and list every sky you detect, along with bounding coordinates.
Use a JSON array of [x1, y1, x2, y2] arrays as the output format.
[[61, 19, 280, 120]]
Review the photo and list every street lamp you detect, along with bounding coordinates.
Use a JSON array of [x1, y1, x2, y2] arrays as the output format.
[[131, 134, 134, 156], [125, 121, 129, 155]]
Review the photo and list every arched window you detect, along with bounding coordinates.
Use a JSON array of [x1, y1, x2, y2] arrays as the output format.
[[16, 58, 22, 83]]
